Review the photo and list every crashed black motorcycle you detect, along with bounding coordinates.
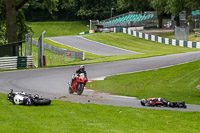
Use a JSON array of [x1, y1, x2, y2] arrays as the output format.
[[141, 98, 187, 108], [8, 89, 51, 106], [168, 101, 187, 108]]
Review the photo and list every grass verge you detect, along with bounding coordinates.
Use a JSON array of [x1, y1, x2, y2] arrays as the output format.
[[44, 39, 104, 60], [0, 93, 200, 133], [28, 21, 89, 38], [83, 33, 200, 54], [27, 21, 200, 67], [22, 43, 74, 67], [158, 32, 200, 42], [42, 33, 200, 66], [86, 59, 200, 105], [1, 33, 200, 71]]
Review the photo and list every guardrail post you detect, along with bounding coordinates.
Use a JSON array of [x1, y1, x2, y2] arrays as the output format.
[[38, 31, 46, 67]]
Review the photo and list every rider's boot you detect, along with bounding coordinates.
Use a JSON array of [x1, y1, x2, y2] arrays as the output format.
[[69, 79, 75, 87], [68, 81, 72, 88]]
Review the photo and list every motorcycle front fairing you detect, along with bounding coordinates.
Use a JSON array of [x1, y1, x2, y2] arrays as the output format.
[[77, 73, 88, 83]]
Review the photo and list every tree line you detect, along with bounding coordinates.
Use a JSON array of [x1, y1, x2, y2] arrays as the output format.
[[0, 0, 200, 44]]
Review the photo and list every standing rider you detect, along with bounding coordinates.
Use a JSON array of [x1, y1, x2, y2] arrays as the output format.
[[70, 65, 87, 87]]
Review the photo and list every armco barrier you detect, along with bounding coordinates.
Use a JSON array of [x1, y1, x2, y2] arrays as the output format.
[[32, 39, 85, 60], [0, 56, 17, 69], [17, 56, 27, 69], [26, 56, 34, 68], [123, 28, 200, 48], [0, 56, 34, 70]]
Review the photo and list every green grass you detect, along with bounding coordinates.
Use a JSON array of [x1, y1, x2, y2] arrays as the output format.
[[2, 32, 200, 71], [83, 33, 200, 55], [22, 43, 72, 67], [26, 21, 200, 67], [28, 21, 89, 38], [31, 44, 59, 66], [86, 59, 200, 105], [0, 93, 200, 133], [44, 33, 200, 65], [44, 39, 104, 60], [2, 21, 200, 132], [19, 33, 200, 69], [158, 32, 200, 42]]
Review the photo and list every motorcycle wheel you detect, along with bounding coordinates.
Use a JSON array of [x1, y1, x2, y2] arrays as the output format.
[[77, 83, 84, 95], [33, 98, 51, 106]]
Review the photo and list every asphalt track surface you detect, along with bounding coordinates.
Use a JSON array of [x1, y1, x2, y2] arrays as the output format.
[[1, 51, 200, 112], [47, 36, 140, 55]]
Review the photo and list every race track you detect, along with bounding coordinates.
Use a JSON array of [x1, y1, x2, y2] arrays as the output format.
[[47, 36, 140, 55], [1, 51, 200, 111]]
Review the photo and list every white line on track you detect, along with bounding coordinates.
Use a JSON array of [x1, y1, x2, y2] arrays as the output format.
[[78, 36, 142, 54], [46, 38, 103, 56]]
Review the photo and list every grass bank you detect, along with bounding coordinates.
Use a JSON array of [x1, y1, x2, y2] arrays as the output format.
[[83, 33, 200, 55], [42, 33, 200, 67], [22, 43, 79, 67], [16, 32, 200, 69], [44, 39, 104, 61], [28, 21, 89, 38], [27, 21, 200, 67], [2, 32, 200, 71], [158, 32, 200, 42], [86, 59, 200, 105], [0, 93, 199, 133]]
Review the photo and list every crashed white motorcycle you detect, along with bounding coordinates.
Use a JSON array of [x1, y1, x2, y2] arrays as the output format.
[[7, 89, 51, 106]]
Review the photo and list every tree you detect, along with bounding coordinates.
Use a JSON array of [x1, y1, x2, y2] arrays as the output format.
[[117, 0, 134, 12], [165, 0, 184, 26], [23, 1, 54, 21], [61, 0, 118, 20], [184, 0, 200, 29], [133, 0, 151, 12], [0, 0, 6, 44], [165, 0, 200, 27], [149, 0, 166, 28], [5, 0, 58, 43], [6, 0, 17, 43], [118, 0, 151, 13]]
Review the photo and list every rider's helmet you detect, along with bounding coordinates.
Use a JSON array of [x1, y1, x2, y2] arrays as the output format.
[[80, 65, 85, 71], [140, 99, 147, 106]]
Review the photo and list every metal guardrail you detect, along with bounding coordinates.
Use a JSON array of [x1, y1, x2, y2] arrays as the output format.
[[26, 56, 34, 68], [0, 56, 18, 69], [0, 56, 34, 70], [32, 39, 85, 60]]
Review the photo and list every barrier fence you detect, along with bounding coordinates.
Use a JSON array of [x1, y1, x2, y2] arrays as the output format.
[[32, 39, 84, 60], [0, 56, 17, 69], [32, 52, 80, 66], [0, 56, 34, 70], [123, 28, 200, 48]]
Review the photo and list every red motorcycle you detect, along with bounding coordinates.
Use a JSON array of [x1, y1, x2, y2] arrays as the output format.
[[68, 73, 88, 95]]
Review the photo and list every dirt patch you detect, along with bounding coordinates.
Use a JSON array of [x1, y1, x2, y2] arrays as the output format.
[[59, 96, 67, 99]]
